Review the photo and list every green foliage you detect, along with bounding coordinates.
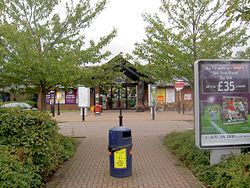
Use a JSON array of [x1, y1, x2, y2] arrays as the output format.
[[213, 153, 250, 187], [165, 130, 250, 187], [225, 0, 250, 23], [0, 108, 76, 186], [236, 47, 250, 59], [0, 0, 116, 111], [133, 0, 249, 86], [0, 145, 41, 188]]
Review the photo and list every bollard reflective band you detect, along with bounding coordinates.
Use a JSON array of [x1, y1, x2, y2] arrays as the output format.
[[108, 143, 133, 152]]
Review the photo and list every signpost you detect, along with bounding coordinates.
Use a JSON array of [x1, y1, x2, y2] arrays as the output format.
[[148, 84, 157, 120], [50, 91, 55, 117], [114, 78, 124, 126], [194, 59, 250, 165], [56, 91, 62, 115], [78, 87, 90, 121], [174, 80, 184, 113]]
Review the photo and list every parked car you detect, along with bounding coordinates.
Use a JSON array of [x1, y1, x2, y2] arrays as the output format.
[[1, 103, 37, 110]]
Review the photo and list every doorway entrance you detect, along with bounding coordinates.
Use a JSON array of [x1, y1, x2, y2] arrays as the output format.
[[101, 83, 137, 110]]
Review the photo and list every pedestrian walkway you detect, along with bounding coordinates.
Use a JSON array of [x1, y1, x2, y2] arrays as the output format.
[[46, 110, 203, 188]]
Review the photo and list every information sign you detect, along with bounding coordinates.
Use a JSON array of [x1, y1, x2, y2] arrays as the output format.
[[114, 149, 127, 169], [78, 86, 90, 108], [56, 91, 62, 102], [50, 91, 55, 105], [148, 84, 157, 107], [184, 94, 192, 100], [195, 60, 250, 149]]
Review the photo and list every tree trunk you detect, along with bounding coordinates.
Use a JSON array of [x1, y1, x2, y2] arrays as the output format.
[[40, 88, 47, 112]]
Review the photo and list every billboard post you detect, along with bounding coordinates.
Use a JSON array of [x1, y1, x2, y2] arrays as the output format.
[[194, 59, 250, 165], [174, 81, 184, 113], [56, 91, 62, 115], [148, 84, 157, 120]]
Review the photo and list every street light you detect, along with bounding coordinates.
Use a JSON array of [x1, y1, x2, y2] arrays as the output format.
[[115, 78, 124, 126]]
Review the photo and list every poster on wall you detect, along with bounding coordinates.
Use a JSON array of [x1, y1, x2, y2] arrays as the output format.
[[157, 89, 166, 102], [165, 88, 175, 103], [65, 89, 77, 104], [195, 60, 250, 148], [46, 90, 66, 104], [184, 94, 192, 100]]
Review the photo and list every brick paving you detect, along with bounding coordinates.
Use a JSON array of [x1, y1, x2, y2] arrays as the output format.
[[46, 110, 204, 188]]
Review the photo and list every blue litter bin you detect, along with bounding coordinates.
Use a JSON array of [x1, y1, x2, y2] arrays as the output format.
[[108, 126, 132, 178]]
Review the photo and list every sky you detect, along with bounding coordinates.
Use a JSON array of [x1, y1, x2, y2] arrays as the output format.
[[84, 0, 162, 59]]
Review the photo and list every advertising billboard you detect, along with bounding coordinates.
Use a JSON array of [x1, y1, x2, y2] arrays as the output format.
[[78, 86, 90, 108], [65, 90, 77, 104], [157, 89, 166, 102], [148, 84, 157, 107], [195, 60, 250, 148]]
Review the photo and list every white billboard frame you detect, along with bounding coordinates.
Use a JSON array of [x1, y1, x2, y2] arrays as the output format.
[[195, 59, 250, 149], [78, 86, 90, 108]]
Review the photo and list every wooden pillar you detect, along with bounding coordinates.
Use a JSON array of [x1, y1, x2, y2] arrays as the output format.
[[138, 80, 144, 106]]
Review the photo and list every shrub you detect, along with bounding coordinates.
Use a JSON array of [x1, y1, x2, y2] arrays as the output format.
[[0, 108, 76, 186], [0, 145, 41, 187], [214, 153, 250, 188], [165, 130, 250, 187]]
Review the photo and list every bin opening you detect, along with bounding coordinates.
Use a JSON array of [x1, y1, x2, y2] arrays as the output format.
[[123, 131, 131, 138]]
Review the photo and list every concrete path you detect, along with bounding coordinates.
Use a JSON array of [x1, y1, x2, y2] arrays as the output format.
[[46, 110, 203, 188]]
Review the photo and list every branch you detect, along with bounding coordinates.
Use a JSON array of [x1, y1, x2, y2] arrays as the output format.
[[22, 1, 42, 52]]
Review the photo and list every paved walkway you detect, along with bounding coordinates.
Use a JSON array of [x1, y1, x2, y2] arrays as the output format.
[[46, 110, 203, 188]]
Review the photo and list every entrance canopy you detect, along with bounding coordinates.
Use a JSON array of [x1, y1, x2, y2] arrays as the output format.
[[106, 55, 148, 82], [93, 55, 150, 109]]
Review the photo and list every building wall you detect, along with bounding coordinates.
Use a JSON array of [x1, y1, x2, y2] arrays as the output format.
[[37, 85, 193, 111], [37, 89, 80, 111]]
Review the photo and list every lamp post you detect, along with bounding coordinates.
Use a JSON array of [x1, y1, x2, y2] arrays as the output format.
[[115, 78, 124, 126], [50, 91, 55, 117], [118, 87, 123, 126]]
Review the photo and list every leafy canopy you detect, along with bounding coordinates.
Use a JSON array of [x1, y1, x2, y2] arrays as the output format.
[[133, 0, 249, 86], [225, 0, 250, 23], [0, 0, 116, 110]]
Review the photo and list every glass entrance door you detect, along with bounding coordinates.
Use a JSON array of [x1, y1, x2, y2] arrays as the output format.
[[101, 84, 137, 110], [111, 87, 127, 109]]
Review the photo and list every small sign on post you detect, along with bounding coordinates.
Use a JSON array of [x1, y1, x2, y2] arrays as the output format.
[[50, 91, 55, 117], [174, 82, 184, 91], [174, 80, 184, 113], [194, 59, 250, 165], [56, 91, 62, 115], [78, 87, 90, 121]]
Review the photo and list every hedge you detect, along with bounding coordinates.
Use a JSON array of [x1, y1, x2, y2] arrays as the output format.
[[165, 130, 250, 187], [0, 108, 76, 187]]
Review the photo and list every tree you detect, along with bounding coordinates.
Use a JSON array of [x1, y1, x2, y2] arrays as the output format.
[[133, 0, 249, 86], [0, 0, 116, 111], [236, 47, 250, 58], [225, 0, 250, 23]]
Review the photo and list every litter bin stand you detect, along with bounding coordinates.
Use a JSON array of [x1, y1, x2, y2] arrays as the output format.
[[108, 126, 132, 178]]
